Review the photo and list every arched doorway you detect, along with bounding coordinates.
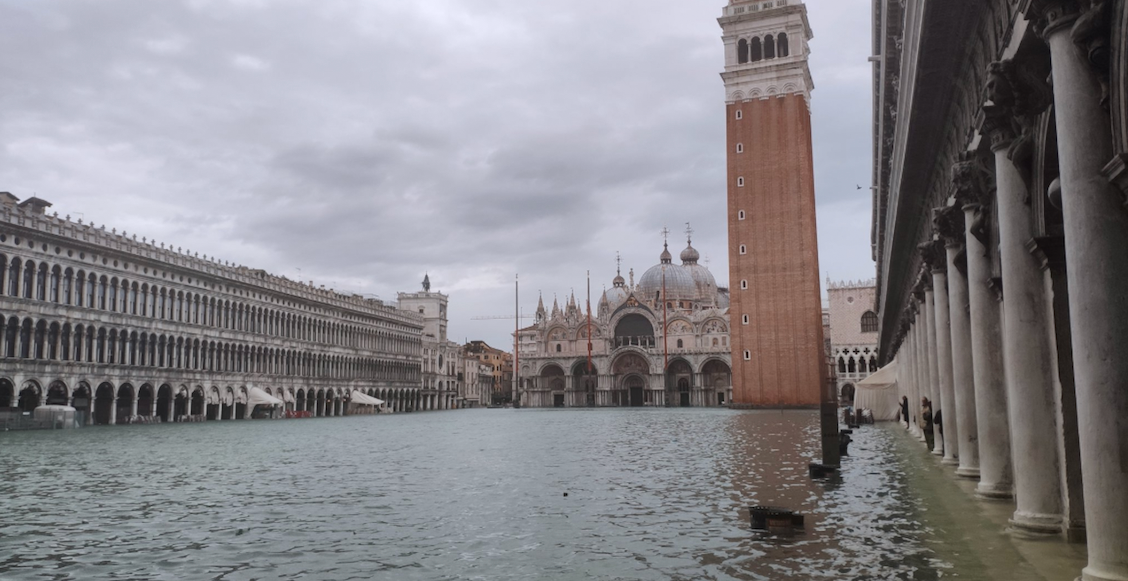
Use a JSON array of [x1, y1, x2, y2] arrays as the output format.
[[72, 383, 92, 426], [296, 388, 306, 413], [222, 387, 235, 419], [190, 387, 205, 417], [612, 352, 650, 406], [625, 375, 645, 407], [137, 385, 154, 418], [701, 360, 732, 406], [93, 382, 114, 425], [0, 378, 14, 409], [325, 390, 335, 417], [667, 359, 693, 407], [572, 362, 597, 407], [18, 381, 41, 413], [841, 383, 856, 404], [157, 385, 173, 423], [116, 384, 135, 424], [540, 365, 565, 407], [45, 381, 69, 406], [174, 388, 189, 421], [206, 387, 221, 420], [614, 314, 655, 348]]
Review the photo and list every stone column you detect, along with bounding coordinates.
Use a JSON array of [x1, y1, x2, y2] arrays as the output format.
[[981, 67, 1064, 535], [923, 286, 944, 457], [958, 180, 1014, 498], [924, 240, 959, 464], [130, 397, 138, 420], [1033, 5, 1128, 577], [946, 244, 980, 478], [912, 306, 928, 443], [109, 397, 117, 426]]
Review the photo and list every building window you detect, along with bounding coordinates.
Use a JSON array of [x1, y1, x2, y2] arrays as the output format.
[[740, 280, 748, 290], [742, 314, 749, 325], [743, 350, 751, 360], [736, 143, 744, 153], [676, 339, 683, 348], [555, 344, 561, 352], [861, 311, 878, 333], [750, 37, 763, 62], [737, 177, 745, 187], [764, 34, 776, 59], [738, 210, 746, 220], [777, 32, 790, 57], [739, 244, 747, 255], [735, 110, 743, 120], [737, 38, 749, 64]]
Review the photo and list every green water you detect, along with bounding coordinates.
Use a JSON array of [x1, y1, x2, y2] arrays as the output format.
[[1, 409, 958, 580]]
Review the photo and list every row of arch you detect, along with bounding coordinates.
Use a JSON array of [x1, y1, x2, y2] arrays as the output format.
[[0, 377, 445, 422], [537, 356, 732, 382], [0, 253, 418, 354], [737, 32, 790, 64], [0, 314, 419, 382], [838, 354, 879, 375]]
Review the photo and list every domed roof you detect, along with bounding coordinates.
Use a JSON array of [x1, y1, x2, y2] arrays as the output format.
[[638, 243, 698, 301], [605, 285, 630, 307], [679, 240, 715, 302]]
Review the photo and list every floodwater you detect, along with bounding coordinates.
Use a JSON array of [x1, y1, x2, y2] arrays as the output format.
[[1, 409, 951, 581]]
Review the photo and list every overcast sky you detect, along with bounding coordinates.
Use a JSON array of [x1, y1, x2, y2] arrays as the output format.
[[0, 0, 875, 349]]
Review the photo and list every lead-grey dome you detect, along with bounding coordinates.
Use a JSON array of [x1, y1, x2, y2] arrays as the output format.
[[638, 243, 698, 301]]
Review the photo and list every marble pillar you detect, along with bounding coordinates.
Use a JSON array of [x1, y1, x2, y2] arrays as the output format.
[[924, 289, 944, 456], [961, 193, 1015, 499], [945, 244, 980, 478], [1042, 7, 1128, 578], [930, 262, 960, 464], [983, 103, 1064, 535]]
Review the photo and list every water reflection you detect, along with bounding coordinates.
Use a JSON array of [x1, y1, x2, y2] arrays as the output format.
[[0, 409, 946, 580]]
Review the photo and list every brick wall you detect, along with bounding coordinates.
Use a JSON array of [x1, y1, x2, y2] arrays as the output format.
[[726, 93, 824, 407]]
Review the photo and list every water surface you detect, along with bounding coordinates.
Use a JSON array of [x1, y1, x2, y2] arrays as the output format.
[[1, 409, 945, 580]]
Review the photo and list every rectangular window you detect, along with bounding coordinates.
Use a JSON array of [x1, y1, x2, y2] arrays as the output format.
[[737, 177, 745, 187], [738, 210, 746, 220], [740, 280, 748, 289], [742, 315, 749, 325], [743, 350, 751, 360], [735, 110, 743, 120], [736, 143, 744, 153], [739, 244, 747, 255]]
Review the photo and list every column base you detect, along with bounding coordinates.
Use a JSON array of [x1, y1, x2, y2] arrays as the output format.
[[975, 482, 1014, 500], [1009, 510, 1063, 537], [955, 467, 981, 479], [1081, 566, 1128, 581], [941, 457, 959, 466], [932, 448, 944, 456]]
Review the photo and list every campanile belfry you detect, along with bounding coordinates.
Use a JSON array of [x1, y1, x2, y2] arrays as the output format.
[[719, 0, 824, 407]]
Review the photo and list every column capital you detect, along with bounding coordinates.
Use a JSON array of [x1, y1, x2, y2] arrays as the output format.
[[933, 205, 967, 249], [978, 59, 1053, 161], [918, 239, 947, 274], [1018, 0, 1083, 36]]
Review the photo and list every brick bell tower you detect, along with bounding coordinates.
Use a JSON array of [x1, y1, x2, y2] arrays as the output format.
[[719, 0, 824, 408]]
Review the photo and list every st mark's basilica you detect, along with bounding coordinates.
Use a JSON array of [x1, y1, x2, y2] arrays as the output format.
[[517, 234, 733, 408]]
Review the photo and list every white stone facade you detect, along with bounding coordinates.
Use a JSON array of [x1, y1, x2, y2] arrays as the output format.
[[826, 279, 879, 401], [517, 238, 732, 408], [0, 195, 426, 425], [398, 286, 464, 410], [719, 0, 814, 105]]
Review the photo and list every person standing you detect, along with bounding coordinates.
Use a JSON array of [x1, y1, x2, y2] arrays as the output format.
[[901, 396, 910, 428], [921, 398, 934, 451]]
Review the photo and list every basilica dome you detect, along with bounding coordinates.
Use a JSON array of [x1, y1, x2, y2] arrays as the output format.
[[679, 241, 717, 301], [638, 243, 698, 301]]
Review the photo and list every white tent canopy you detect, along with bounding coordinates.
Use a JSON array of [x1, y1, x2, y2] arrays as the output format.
[[350, 391, 385, 406], [855, 361, 901, 421], [247, 387, 284, 408]]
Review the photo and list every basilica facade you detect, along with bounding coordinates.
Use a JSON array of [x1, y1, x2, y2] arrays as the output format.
[[517, 238, 732, 408]]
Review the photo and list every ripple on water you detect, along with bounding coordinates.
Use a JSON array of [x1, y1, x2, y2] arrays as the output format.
[[0, 410, 947, 580]]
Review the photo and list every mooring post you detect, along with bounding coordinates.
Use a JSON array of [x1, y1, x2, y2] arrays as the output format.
[[820, 356, 840, 468]]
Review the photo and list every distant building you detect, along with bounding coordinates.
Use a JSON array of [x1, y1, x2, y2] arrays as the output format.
[[399, 279, 462, 410], [463, 340, 511, 405], [826, 279, 879, 403], [0, 194, 424, 424], [517, 237, 732, 408]]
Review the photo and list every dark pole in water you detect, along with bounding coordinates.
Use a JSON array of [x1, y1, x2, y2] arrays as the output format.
[[820, 356, 841, 468]]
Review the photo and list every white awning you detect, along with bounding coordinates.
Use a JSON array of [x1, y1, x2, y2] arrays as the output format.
[[350, 391, 385, 406], [855, 362, 900, 421], [247, 387, 284, 408]]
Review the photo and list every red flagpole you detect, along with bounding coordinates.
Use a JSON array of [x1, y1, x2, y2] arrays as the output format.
[[586, 271, 593, 374]]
